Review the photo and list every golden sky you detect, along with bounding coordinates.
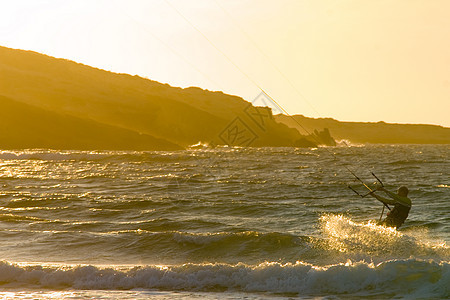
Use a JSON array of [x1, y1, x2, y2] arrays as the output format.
[[1, 0, 449, 126]]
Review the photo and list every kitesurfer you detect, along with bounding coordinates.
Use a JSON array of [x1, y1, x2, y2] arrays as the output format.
[[370, 186, 411, 229]]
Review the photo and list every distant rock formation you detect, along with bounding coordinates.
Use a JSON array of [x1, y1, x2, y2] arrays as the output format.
[[275, 114, 450, 144], [310, 128, 336, 146]]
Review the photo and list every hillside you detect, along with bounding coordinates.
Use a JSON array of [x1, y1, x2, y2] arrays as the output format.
[[2, 46, 446, 149], [0, 95, 181, 150], [0, 46, 306, 149], [275, 114, 450, 144]]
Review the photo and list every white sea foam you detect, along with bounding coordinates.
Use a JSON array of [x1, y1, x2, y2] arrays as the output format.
[[437, 184, 450, 188], [335, 139, 364, 147], [0, 259, 448, 298], [320, 214, 450, 260]]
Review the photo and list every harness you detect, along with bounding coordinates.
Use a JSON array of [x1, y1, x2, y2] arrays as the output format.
[[384, 203, 411, 228]]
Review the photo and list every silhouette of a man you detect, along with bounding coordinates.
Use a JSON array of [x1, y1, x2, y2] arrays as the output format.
[[371, 186, 411, 229]]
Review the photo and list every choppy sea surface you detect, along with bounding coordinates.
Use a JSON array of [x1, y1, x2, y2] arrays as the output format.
[[0, 145, 448, 299]]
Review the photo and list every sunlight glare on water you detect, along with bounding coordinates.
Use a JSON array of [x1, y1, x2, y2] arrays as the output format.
[[0, 145, 448, 298]]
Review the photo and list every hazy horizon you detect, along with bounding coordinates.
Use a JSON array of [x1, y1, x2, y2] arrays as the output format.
[[1, 0, 449, 127]]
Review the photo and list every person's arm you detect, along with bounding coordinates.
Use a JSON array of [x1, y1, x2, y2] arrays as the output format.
[[379, 187, 411, 207], [369, 191, 396, 205], [382, 188, 398, 199]]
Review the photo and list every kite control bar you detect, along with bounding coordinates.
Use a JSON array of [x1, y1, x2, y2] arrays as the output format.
[[348, 172, 383, 198], [348, 172, 391, 211], [348, 185, 375, 198]]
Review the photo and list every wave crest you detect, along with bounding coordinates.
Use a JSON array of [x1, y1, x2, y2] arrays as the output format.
[[320, 214, 449, 259], [0, 259, 448, 298]]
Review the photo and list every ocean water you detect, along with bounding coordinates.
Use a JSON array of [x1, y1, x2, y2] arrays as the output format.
[[0, 145, 448, 299]]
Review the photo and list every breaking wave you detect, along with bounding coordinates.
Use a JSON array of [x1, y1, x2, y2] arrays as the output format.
[[0, 259, 448, 298], [320, 214, 450, 260]]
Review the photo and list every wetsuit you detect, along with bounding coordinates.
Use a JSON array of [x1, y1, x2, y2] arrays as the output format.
[[373, 190, 411, 229], [380, 201, 411, 228]]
